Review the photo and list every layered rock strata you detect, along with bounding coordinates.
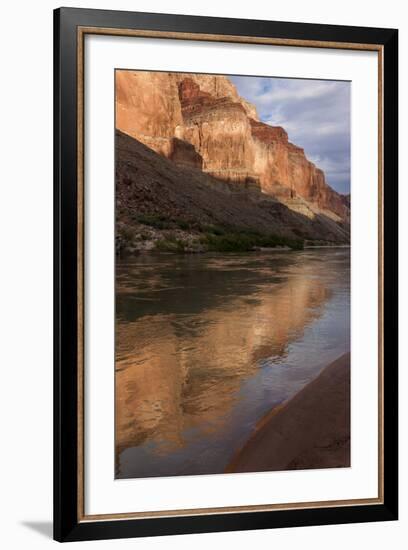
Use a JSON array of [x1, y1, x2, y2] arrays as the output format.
[[115, 70, 349, 223]]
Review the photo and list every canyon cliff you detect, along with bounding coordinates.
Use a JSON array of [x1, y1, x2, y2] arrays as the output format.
[[116, 129, 350, 256], [116, 70, 350, 225]]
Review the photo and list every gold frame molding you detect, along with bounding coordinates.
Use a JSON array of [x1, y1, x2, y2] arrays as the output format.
[[76, 26, 384, 523]]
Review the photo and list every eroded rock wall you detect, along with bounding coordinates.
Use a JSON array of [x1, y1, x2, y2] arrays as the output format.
[[116, 70, 349, 221]]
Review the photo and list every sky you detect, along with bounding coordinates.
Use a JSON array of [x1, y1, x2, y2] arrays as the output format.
[[230, 76, 350, 195]]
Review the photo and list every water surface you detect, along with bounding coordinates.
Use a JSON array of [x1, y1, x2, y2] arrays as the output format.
[[115, 249, 350, 479]]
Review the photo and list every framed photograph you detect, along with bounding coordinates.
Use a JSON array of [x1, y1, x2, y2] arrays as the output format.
[[54, 7, 398, 542]]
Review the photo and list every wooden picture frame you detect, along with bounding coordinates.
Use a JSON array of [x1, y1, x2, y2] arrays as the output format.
[[54, 7, 398, 542]]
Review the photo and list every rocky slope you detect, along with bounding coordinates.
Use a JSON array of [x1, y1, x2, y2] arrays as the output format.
[[116, 70, 350, 225], [116, 130, 350, 254]]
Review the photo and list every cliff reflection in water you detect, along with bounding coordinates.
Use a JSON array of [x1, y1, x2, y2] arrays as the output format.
[[115, 249, 350, 478]]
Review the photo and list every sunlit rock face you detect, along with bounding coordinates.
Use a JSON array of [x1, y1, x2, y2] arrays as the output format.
[[177, 78, 260, 188], [250, 119, 292, 198], [178, 73, 260, 119], [287, 144, 349, 221], [116, 70, 349, 222], [116, 71, 183, 157]]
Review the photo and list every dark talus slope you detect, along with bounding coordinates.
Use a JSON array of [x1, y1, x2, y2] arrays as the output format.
[[116, 130, 350, 251]]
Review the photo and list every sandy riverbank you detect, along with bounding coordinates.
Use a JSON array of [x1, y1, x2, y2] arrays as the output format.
[[226, 353, 350, 474]]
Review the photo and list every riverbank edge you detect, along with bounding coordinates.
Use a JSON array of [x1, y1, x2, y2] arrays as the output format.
[[226, 352, 350, 474], [117, 244, 351, 258]]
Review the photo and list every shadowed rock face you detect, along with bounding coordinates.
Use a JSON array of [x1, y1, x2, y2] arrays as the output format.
[[115, 70, 350, 224], [169, 137, 203, 170]]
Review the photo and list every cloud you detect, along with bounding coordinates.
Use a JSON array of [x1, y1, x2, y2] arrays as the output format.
[[230, 76, 350, 194]]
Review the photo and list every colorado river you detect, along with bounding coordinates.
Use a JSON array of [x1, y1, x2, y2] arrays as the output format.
[[115, 248, 350, 479]]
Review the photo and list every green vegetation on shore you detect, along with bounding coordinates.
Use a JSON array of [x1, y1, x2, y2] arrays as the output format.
[[200, 230, 303, 252], [118, 214, 304, 254]]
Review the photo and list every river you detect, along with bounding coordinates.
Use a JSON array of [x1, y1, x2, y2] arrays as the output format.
[[115, 248, 350, 479]]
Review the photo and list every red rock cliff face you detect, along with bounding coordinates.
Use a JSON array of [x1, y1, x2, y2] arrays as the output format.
[[116, 71, 349, 221], [176, 78, 260, 189]]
